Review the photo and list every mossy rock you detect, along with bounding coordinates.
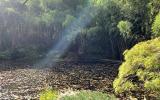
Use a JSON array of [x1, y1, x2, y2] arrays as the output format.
[[113, 37, 160, 96]]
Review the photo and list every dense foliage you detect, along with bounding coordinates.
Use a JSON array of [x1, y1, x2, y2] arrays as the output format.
[[113, 37, 160, 96], [0, 0, 159, 61]]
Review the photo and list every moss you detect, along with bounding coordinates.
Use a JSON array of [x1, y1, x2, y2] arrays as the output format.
[[113, 37, 160, 95]]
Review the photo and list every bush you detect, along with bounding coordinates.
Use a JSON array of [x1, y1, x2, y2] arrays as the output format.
[[113, 37, 160, 95]]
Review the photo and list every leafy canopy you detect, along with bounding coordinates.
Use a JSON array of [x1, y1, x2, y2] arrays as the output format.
[[117, 20, 133, 36]]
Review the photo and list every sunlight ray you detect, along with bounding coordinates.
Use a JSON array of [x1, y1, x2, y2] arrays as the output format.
[[36, 4, 97, 67]]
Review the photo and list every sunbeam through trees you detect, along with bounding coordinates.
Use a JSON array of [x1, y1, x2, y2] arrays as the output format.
[[0, 0, 160, 99]]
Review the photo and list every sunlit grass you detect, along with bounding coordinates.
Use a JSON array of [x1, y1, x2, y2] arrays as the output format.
[[60, 90, 116, 100], [39, 89, 116, 100], [40, 89, 58, 100]]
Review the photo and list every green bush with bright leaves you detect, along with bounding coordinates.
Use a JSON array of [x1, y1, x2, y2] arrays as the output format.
[[113, 37, 160, 95]]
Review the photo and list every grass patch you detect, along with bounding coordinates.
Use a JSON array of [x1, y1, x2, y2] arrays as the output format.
[[39, 89, 116, 100], [40, 89, 58, 100], [60, 90, 116, 100]]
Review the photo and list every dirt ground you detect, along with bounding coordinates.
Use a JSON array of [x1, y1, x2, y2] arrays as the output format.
[[0, 62, 119, 99]]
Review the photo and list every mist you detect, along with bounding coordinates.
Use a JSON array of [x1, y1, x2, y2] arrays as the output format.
[[1, 0, 160, 100], [37, 6, 97, 67]]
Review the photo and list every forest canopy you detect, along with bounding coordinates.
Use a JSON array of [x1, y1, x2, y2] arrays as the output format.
[[0, 0, 159, 61]]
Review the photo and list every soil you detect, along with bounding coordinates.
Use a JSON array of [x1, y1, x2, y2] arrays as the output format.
[[0, 61, 120, 99]]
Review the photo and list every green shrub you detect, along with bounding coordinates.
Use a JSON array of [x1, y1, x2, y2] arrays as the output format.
[[61, 91, 116, 100], [113, 37, 160, 95]]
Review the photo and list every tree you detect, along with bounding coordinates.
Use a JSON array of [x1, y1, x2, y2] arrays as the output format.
[[119, 0, 151, 38], [117, 20, 133, 37], [152, 13, 160, 37]]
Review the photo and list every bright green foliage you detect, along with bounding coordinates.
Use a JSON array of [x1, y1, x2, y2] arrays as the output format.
[[40, 89, 58, 100], [152, 13, 160, 37], [117, 21, 133, 36], [61, 91, 116, 100], [0, 0, 159, 61], [113, 37, 160, 94]]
